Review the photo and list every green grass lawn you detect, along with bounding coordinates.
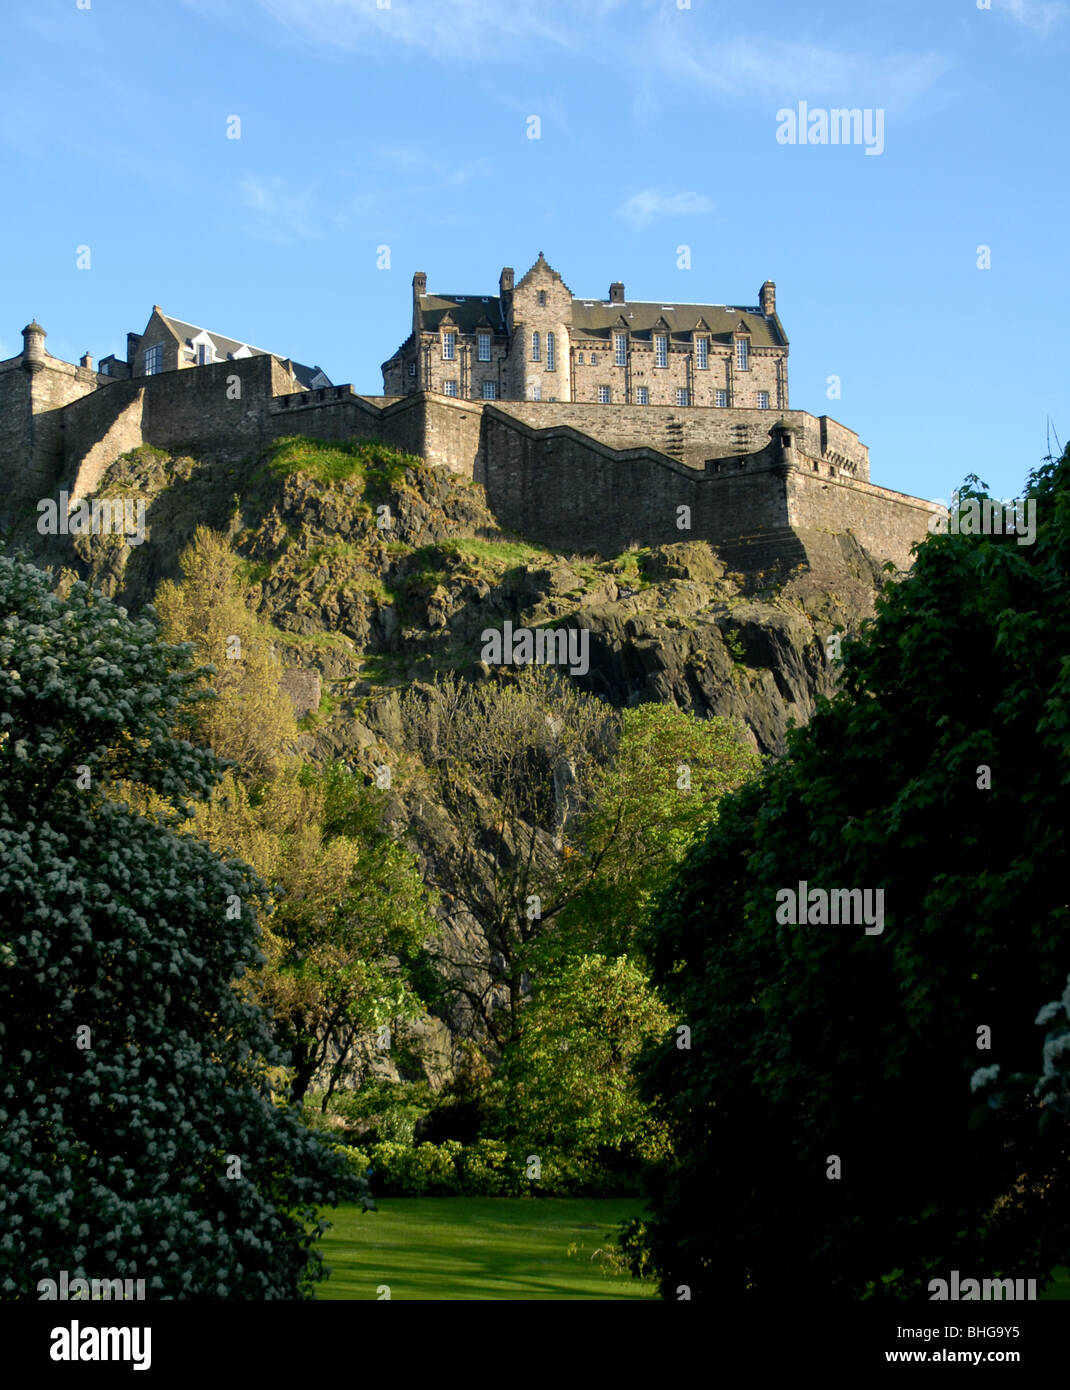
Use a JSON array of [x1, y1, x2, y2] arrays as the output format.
[[315, 1198, 657, 1301]]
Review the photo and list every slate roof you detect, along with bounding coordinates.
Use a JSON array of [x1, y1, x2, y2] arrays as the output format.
[[157, 312, 332, 387], [570, 301, 786, 347], [415, 296, 506, 335], [412, 291, 784, 348]]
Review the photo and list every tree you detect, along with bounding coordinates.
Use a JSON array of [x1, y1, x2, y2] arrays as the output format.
[[0, 554, 359, 1299], [636, 458, 1070, 1300], [556, 702, 760, 959], [187, 762, 437, 1108], [154, 525, 298, 776], [398, 668, 617, 1049], [496, 952, 672, 1166]]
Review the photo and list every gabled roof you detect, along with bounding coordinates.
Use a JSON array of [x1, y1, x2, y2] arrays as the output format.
[[155, 311, 332, 386], [570, 300, 785, 347]]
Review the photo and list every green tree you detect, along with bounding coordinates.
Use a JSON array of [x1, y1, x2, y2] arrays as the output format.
[[0, 555, 359, 1299], [557, 702, 761, 958], [188, 762, 437, 1108], [154, 525, 298, 775], [497, 952, 673, 1166], [636, 459, 1070, 1300]]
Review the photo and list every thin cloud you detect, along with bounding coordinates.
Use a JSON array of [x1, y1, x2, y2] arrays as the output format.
[[617, 189, 715, 231], [248, 0, 574, 57], [992, 0, 1066, 34], [649, 27, 951, 111], [239, 175, 320, 241]]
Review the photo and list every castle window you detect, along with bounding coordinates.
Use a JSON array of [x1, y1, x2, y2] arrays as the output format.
[[482, 381, 497, 400], [735, 338, 749, 371], [654, 335, 667, 368], [590, 354, 597, 366], [546, 332, 555, 370], [538, 291, 547, 307], [577, 353, 584, 365], [696, 337, 708, 370], [676, 388, 689, 406], [614, 333, 627, 367], [532, 382, 541, 401], [408, 361, 417, 377], [143, 344, 163, 375], [598, 385, 611, 403], [442, 332, 456, 360], [197, 343, 214, 365], [636, 386, 649, 405], [532, 331, 541, 362], [715, 390, 728, 407], [758, 391, 769, 409], [477, 332, 492, 362], [445, 381, 458, 397]]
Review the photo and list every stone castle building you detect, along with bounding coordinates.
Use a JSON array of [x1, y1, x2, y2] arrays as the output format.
[[0, 256, 942, 576], [383, 253, 787, 411]]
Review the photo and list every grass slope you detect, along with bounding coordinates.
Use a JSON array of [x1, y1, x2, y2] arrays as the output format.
[[316, 1198, 657, 1301]]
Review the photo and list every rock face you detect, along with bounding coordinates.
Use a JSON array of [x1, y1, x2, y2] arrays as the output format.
[[20, 435, 898, 1078]]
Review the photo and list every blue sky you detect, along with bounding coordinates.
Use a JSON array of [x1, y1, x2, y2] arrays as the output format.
[[1, 0, 1066, 505]]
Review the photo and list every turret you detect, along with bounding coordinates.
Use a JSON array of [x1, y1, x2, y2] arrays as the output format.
[[21, 320, 46, 374]]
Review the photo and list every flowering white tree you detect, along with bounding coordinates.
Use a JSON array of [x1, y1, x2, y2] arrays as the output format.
[[0, 554, 361, 1299]]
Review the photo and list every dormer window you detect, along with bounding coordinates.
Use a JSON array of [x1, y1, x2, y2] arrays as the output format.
[[531, 331, 541, 362], [654, 334, 668, 368], [735, 338, 749, 371], [442, 331, 456, 360], [696, 337, 708, 370], [197, 343, 214, 365]]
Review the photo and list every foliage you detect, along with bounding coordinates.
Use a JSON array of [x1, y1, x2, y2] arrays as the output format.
[[556, 702, 761, 959], [0, 554, 361, 1299], [154, 525, 298, 776], [340, 1137, 641, 1198], [185, 761, 437, 1107], [636, 456, 1070, 1299], [496, 953, 673, 1165]]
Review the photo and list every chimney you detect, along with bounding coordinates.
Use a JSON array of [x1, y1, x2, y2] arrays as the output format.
[[499, 266, 514, 296], [127, 331, 142, 365], [412, 271, 427, 335], [759, 280, 776, 316], [80, 352, 94, 371], [609, 281, 625, 304]]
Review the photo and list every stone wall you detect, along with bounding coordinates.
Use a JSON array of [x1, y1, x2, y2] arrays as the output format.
[[787, 468, 940, 572], [489, 400, 869, 477], [480, 407, 791, 554]]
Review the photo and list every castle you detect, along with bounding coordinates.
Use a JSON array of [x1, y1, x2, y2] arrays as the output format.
[[0, 255, 941, 574], [382, 253, 787, 411]]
